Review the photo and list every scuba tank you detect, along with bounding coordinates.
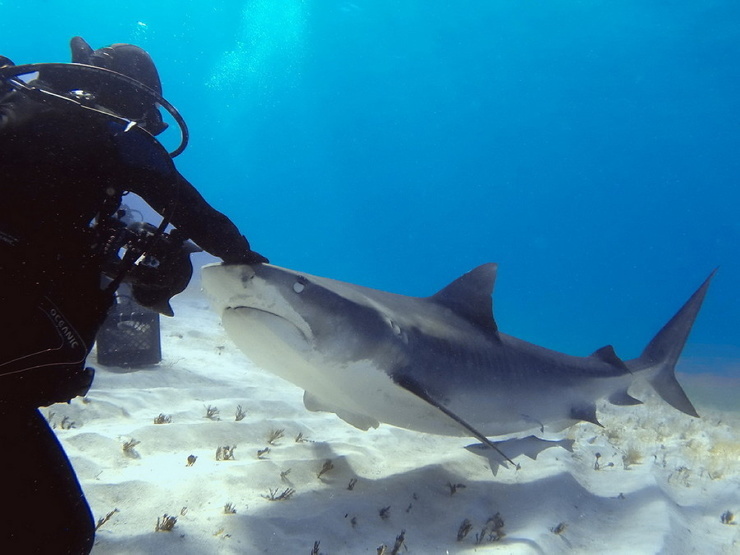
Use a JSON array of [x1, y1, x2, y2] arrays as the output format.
[[96, 285, 162, 367], [95, 206, 202, 367]]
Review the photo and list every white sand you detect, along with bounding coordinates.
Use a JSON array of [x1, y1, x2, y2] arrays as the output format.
[[49, 287, 739, 554]]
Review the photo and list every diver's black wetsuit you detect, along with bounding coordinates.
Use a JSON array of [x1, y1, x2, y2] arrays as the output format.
[[0, 57, 265, 552]]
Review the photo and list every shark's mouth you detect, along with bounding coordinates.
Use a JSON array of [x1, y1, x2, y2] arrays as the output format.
[[225, 306, 312, 351]]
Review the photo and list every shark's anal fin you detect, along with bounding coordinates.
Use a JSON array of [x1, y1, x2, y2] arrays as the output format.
[[570, 403, 603, 427], [608, 389, 642, 406], [394, 373, 516, 468]]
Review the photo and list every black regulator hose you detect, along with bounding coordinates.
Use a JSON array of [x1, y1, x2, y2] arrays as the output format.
[[0, 62, 189, 157]]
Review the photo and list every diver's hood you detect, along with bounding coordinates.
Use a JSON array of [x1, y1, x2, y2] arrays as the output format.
[[60, 36, 168, 135], [70, 37, 163, 95]]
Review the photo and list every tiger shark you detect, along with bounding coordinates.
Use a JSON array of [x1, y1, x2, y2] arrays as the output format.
[[201, 262, 713, 466]]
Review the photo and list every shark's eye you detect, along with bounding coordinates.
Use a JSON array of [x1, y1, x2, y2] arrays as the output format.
[[293, 276, 308, 294]]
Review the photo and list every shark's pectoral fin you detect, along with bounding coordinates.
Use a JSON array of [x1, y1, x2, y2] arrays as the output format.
[[570, 403, 603, 427], [608, 389, 643, 406], [393, 372, 515, 467], [303, 391, 380, 431]]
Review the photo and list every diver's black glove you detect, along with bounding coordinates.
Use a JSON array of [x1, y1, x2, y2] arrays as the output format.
[[221, 235, 269, 265], [223, 250, 269, 265]]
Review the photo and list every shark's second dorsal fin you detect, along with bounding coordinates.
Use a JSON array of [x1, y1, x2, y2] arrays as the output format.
[[430, 263, 498, 333], [590, 345, 629, 371]]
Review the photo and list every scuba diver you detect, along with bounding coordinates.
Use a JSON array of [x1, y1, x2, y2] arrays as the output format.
[[0, 38, 267, 552]]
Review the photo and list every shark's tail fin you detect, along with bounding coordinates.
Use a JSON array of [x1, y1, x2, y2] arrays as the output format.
[[637, 269, 717, 417]]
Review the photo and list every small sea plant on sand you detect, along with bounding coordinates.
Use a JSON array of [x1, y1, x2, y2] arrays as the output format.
[[216, 445, 236, 461], [318, 459, 334, 479], [186, 454, 197, 466], [223, 502, 237, 514], [457, 519, 473, 541], [204, 405, 220, 421], [235, 405, 247, 421], [155, 514, 177, 532], [721, 510, 735, 525], [475, 513, 505, 544], [391, 530, 406, 555], [153, 413, 172, 424], [593, 452, 614, 471], [95, 509, 119, 531], [48, 412, 77, 430], [377, 530, 406, 555], [123, 438, 141, 458], [447, 482, 466, 495], [60, 416, 77, 429], [267, 429, 285, 445], [622, 447, 643, 469], [262, 487, 295, 501]]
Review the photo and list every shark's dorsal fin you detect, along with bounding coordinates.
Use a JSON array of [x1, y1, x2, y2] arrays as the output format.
[[430, 263, 498, 333]]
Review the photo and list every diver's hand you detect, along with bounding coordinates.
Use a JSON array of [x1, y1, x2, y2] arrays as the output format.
[[223, 249, 269, 265], [220, 233, 268, 265]]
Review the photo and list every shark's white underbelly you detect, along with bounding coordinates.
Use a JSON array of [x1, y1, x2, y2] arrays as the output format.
[[221, 307, 469, 436], [220, 306, 628, 440]]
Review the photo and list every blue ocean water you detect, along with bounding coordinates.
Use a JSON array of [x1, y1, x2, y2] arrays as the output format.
[[3, 1, 738, 368]]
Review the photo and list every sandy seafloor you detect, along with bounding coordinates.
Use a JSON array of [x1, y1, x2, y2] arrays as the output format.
[[49, 282, 739, 554]]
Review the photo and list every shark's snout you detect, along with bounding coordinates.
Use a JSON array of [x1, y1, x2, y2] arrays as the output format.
[[203, 263, 315, 346]]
